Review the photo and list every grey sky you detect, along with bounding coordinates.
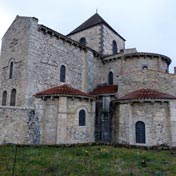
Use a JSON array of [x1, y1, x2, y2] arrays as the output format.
[[0, 0, 176, 72]]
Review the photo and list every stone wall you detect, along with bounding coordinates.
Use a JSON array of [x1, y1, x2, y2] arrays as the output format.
[[67, 97, 95, 143], [169, 100, 176, 146], [25, 22, 104, 105], [86, 51, 104, 92], [113, 102, 171, 146], [68, 25, 101, 53], [0, 16, 104, 107], [103, 25, 125, 55], [36, 96, 95, 144], [0, 106, 39, 144], [0, 16, 37, 106], [102, 53, 170, 87], [122, 56, 167, 73], [26, 27, 85, 105], [117, 70, 176, 97], [68, 24, 125, 56]]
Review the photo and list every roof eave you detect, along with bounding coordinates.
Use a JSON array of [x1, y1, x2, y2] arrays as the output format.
[[113, 98, 176, 104], [34, 94, 95, 100], [90, 92, 117, 96]]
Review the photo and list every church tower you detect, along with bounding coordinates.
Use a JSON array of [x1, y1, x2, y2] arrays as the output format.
[[67, 13, 126, 55]]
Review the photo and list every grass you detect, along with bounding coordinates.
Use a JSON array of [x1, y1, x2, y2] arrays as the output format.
[[0, 144, 176, 176]]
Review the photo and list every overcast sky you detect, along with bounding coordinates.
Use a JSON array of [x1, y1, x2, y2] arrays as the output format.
[[0, 0, 176, 72]]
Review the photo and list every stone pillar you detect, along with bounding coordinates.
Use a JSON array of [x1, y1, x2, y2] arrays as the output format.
[[128, 104, 134, 145], [82, 51, 87, 92], [90, 101, 95, 142], [169, 100, 176, 146], [174, 67, 176, 74], [57, 97, 67, 144], [34, 99, 46, 144], [43, 101, 58, 144]]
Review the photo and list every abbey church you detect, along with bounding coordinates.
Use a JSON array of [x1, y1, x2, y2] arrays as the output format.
[[1, 13, 176, 146]]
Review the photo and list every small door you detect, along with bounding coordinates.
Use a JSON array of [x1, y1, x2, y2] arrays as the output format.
[[136, 121, 145, 143]]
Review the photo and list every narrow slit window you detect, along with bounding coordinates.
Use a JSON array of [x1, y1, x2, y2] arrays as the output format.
[[60, 65, 66, 82], [108, 71, 113, 85], [10, 89, 16, 106], [112, 40, 117, 54], [2, 91, 7, 106], [9, 61, 13, 79]]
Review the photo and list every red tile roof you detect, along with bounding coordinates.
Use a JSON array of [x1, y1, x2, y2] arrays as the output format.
[[89, 85, 118, 95], [35, 84, 94, 99], [118, 88, 176, 101]]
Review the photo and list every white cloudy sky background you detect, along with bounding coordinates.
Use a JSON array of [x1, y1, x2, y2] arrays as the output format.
[[0, 0, 176, 71]]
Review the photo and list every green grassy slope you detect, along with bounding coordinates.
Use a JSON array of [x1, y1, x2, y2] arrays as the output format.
[[0, 145, 175, 176]]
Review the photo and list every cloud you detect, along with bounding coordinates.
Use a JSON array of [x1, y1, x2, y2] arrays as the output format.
[[0, 0, 176, 71]]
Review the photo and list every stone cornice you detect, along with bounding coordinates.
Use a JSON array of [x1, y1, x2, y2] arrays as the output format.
[[36, 94, 95, 101], [103, 52, 171, 65], [38, 25, 104, 60], [113, 99, 170, 104]]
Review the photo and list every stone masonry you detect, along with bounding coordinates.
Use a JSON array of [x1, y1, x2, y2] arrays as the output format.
[[0, 13, 176, 146]]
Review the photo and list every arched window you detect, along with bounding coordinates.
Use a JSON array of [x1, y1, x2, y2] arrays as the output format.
[[9, 61, 13, 79], [142, 65, 148, 70], [79, 109, 86, 126], [112, 40, 117, 54], [10, 89, 16, 106], [79, 37, 86, 45], [136, 121, 145, 143], [60, 65, 66, 82], [2, 91, 7, 106], [108, 71, 113, 85]]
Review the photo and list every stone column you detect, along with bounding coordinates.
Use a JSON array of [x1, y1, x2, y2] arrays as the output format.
[[35, 99, 46, 144], [56, 97, 67, 144], [128, 104, 134, 145], [82, 51, 88, 92], [169, 100, 176, 146], [89, 101, 95, 142]]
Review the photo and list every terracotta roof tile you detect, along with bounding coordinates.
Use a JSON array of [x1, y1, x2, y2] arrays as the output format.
[[35, 84, 94, 98], [90, 85, 118, 95], [118, 88, 176, 101]]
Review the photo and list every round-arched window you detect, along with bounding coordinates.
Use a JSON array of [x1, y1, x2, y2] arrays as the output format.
[[79, 37, 86, 45], [108, 71, 113, 85], [112, 40, 117, 54], [2, 91, 7, 106], [60, 65, 66, 82], [9, 61, 14, 79], [79, 109, 86, 126], [10, 88, 16, 106], [136, 121, 145, 143]]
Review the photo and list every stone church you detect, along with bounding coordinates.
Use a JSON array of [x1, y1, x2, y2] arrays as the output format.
[[1, 13, 176, 146]]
